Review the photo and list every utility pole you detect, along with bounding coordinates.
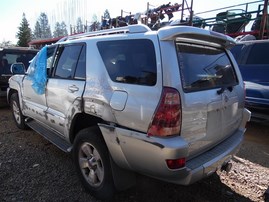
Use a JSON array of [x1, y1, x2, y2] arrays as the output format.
[[259, 0, 268, 39]]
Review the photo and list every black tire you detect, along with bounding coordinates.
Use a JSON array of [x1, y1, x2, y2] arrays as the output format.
[[73, 127, 115, 200], [10, 93, 27, 129]]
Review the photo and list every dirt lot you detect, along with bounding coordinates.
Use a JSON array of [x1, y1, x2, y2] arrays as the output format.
[[0, 105, 269, 202]]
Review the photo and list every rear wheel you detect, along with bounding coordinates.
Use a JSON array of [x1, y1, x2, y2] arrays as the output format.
[[73, 127, 115, 200], [10, 93, 27, 129]]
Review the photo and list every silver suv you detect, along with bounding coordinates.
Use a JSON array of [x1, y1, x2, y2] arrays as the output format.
[[8, 25, 251, 199]]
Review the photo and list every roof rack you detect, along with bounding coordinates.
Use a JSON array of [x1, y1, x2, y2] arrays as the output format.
[[63, 24, 151, 41]]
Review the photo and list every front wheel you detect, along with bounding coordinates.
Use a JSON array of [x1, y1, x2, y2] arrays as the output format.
[[73, 127, 115, 200], [10, 93, 27, 129]]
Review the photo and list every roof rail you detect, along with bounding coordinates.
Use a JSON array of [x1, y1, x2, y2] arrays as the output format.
[[65, 24, 151, 41]]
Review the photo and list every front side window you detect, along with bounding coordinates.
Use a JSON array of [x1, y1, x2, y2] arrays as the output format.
[[47, 46, 57, 70], [97, 39, 157, 86], [27, 46, 56, 76], [177, 43, 238, 92], [26, 46, 49, 95]]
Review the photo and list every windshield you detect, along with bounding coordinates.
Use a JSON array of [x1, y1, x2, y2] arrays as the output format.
[[176, 43, 238, 92]]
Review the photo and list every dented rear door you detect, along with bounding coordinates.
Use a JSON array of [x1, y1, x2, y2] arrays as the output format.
[[45, 44, 86, 136]]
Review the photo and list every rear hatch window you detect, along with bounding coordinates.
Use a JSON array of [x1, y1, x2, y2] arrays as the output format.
[[176, 43, 238, 92]]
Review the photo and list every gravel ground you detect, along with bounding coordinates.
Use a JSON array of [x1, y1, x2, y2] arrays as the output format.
[[0, 105, 269, 202]]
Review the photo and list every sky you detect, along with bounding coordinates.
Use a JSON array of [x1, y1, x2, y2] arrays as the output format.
[[0, 0, 262, 44]]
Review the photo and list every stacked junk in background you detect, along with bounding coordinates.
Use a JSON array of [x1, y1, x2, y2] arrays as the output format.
[[29, 0, 268, 48], [101, 2, 184, 30], [100, 0, 268, 41], [100, 1, 193, 30]]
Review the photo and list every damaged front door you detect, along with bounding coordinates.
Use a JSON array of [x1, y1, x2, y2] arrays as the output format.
[[22, 45, 57, 122]]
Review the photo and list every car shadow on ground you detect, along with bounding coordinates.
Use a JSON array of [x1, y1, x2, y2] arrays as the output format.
[[0, 106, 261, 201], [237, 121, 269, 168], [0, 102, 9, 109], [111, 173, 250, 202]]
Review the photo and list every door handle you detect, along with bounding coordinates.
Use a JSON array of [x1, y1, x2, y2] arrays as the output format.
[[68, 85, 79, 93]]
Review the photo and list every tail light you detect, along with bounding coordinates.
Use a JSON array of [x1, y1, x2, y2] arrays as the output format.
[[147, 87, 182, 137]]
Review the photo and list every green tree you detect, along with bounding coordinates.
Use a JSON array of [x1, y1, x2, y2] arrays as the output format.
[[103, 9, 110, 19], [76, 17, 84, 33], [33, 21, 42, 39], [33, 12, 52, 39], [53, 21, 68, 37], [0, 40, 13, 48], [53, 22, 61, 37], [40, 12, 52, 38], [16, 13, 32, 47], [90, 14, 100, 31], [60, 22, 68, 36]]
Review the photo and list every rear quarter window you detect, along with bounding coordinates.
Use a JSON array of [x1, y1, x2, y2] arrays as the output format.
[[97, 39, 157, 86], [177, 43, 238, 92]]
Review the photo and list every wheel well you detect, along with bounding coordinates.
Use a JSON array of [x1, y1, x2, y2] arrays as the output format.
[[7, 89, 18, 105], [69, 113, 104, 144]]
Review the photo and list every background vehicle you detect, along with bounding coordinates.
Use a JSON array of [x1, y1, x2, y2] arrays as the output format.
[[231, 39, 269, 122], [0, 47, 38, 104], [212, 9, 252, 34], [8, 25, 250, 200]]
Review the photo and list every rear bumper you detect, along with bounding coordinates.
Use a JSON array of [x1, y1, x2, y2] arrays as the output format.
[[99, 108, 250, 185], [178, 130, 243, 185]]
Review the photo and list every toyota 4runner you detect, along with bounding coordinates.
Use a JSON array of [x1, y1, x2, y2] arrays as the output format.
[[7, 25, 251, 199]]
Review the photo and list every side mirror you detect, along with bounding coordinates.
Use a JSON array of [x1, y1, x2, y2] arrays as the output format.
[[10, 63, 26, 75]]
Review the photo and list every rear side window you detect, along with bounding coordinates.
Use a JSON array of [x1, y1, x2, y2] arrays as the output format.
[[54, 44, 83, 79], [246, 43, 269, 65], [97, 39, 157, 86], [177, 43, 238, 92], [74, 45, 86, 80]]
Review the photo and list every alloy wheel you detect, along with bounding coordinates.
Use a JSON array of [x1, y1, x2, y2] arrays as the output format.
[[78, 142, 104, 187]]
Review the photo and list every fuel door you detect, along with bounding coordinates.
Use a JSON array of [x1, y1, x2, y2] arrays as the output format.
[[110, 90, 128, 111]]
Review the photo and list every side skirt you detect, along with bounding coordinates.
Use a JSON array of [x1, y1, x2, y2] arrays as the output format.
[[26, 119, 72, 152]]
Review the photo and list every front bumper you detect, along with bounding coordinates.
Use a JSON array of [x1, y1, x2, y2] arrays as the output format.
[[99, 108, 251, 185]]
